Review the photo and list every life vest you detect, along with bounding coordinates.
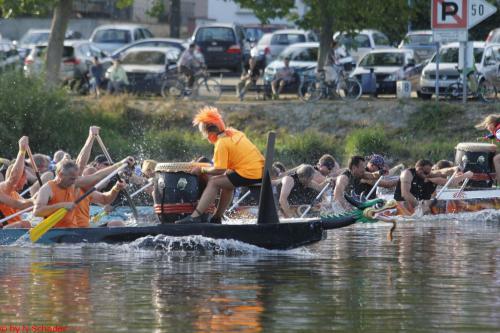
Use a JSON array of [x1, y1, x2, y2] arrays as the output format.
[[47, 180, 77, 228], [0, 190, 22, 224], [74, 189, 92, 228], [394, 168, 437, 201]]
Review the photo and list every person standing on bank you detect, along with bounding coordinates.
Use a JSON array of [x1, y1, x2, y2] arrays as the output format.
[[176, 106, 265, 224]]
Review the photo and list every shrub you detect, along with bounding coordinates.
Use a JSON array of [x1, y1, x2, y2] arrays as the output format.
[[344, 126, 392, 161]]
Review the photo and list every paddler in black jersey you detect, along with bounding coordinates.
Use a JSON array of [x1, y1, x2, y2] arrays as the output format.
[[277, 164, 328, 218], [334, 156, 384, 210], [394, 159, 473, 215]]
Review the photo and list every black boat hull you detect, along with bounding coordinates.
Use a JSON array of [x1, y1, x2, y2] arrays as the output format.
[[0, 216, 357, 250]]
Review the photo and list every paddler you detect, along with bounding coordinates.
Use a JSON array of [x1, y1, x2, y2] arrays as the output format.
[[71, 126, 129, 227], [476, 114, 500, 183], [176, 106, 264, 224], [34, 156, 135, 228], [394, 159, 472, 215], [357, 154, 398, 199], [0, 136, 34, 228], [334, 156, 384, 210], [277, 164, 326, 218]]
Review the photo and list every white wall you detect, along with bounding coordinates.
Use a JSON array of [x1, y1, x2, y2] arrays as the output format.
[[206, 0, 305, 25]]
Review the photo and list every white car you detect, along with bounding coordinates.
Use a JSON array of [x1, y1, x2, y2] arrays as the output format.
[[90, 24, 154, 54], [334, 29, 393, 63], [350, 49, 421, 95], [118, 46, 180, 95], [419, 42, 485, 99]]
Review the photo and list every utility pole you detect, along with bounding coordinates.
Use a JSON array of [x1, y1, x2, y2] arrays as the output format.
[[170, 0, 181, 38]]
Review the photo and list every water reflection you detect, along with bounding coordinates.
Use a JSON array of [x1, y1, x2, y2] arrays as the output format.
[[0, 218, 499, 332]]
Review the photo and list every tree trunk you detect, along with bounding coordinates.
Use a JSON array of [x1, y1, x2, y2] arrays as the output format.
[[170, 0, 181, 38], [316, 0, 334, 72], [45, 0, 73, 87]]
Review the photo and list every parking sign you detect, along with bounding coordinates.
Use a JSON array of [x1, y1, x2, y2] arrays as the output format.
[[432, 0, 468, 29]]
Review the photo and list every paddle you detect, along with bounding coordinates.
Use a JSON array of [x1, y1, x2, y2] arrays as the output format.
[[0, 207, 33, 228], [222, 189, 252, 220], [435, 168, 459, 200], [95, 135, 139, 221], [300, 182, 331, 218], [366, 176, 384, 199], [26, 146, 43, 187], [29, 165, 126, 243], [91, 179, 153, 224]]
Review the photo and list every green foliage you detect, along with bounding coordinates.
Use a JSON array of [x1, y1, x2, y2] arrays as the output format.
[[344, 126, 392, 160], [0, 0, 55, 18]]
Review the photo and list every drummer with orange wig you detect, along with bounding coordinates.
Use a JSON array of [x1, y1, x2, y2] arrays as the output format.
[[176, 106, 265, 224]]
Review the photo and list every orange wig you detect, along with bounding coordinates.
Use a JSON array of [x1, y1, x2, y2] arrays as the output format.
[[192, 106, 226, 132]]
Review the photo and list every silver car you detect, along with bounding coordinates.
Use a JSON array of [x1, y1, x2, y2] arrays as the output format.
[[480, 43, 500, 90], [266, 29, 318, 60], [90, 24, 154, 54]]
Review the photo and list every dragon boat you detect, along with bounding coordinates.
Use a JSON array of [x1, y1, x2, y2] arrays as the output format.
[[0, 133, 396, 249]]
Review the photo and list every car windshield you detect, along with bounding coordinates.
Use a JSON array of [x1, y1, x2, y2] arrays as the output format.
[[244, 28, 263, 41], [122, 51, 166, 65], [430, 47, 484, 63], [20, 32, 50, 45], [359, 52, 405, 67], [404, 34, 433, 45], [93, 29, 132, 44], [271, 33, 306, 45], [196, 27, 235, 42], [278, 46, 318, 62]]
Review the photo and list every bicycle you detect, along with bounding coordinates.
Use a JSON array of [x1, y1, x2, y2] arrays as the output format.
[[161, 68, 222, 100], [446, 66, 497, 103], [298, 66, 362, 102]]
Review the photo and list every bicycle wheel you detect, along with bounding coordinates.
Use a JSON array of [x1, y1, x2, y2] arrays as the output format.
[[298, 79, 323, 102], [163, 80, 185, 99], [446, 82, 462, 100], [478, 80, 497, 103], [195, 78, 222, 100], [336, 78, 362, 101]]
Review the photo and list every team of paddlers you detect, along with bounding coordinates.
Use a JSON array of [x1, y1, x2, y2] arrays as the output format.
[[1, 108, 499, 229]]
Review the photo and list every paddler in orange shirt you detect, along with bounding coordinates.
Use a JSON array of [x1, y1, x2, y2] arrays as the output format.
[[0, 136, 34, 229], [176, 106, 265, 224]]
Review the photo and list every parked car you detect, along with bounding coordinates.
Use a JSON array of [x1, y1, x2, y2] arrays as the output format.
[[111, 38, 187, 59], [17, 29, 82, 59], [486, 28, 500, 44], [0, 41, 20, 72], [350, 49, 422, 95], [334, 29, 392, 63], [266, 29, 318, 61], [419, 42, 485, 99], [478, 43, 500, 90], [399, 30, 436, 63], [23, 40, 106, 83], [242, 24, 290, 42], [90, 24, 154, 54], [191, 23, 250, 72], [120, 46, 180, 95]]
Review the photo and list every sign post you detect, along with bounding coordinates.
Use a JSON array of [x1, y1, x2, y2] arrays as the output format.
[[431, 0, 497, 103]]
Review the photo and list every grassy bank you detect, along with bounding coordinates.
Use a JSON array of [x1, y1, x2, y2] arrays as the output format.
[[0, 71, 498, 168]]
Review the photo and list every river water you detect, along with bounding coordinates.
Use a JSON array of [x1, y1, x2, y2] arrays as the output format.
[[0, 212, 499, 332]]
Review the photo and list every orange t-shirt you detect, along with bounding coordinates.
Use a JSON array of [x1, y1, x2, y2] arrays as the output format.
[[213, 130, 264, 179], [74, 189, 92, 228], [0, 190, 22, 224], [47, 180, 77, 228]]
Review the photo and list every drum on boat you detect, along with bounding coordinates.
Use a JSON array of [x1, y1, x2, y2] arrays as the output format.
[[455, 142, 497, 188], [153, 162, 211, 223]]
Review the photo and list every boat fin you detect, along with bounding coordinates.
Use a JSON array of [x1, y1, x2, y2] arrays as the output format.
[[257, 132, 279, 224]]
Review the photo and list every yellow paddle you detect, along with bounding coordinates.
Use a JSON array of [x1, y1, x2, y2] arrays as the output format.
[[29, 164, 126, 243]]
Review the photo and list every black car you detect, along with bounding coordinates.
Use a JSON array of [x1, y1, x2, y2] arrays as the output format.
[[191, 23, 250, 73]]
